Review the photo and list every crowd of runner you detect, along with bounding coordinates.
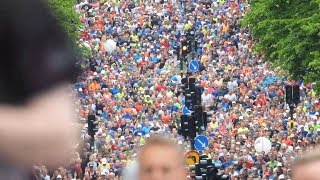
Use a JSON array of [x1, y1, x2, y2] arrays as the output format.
[[36, 0, 320, 179]]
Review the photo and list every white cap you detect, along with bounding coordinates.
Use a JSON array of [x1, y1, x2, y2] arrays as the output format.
[[102, 158, 107, 164], [279, 174, 285, 179]]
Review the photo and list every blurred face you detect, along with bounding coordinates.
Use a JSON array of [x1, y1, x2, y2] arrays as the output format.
[[139, 145, 187, 180]]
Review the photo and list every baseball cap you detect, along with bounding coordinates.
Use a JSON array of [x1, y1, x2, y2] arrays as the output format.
[[279, 174, 285, 179]]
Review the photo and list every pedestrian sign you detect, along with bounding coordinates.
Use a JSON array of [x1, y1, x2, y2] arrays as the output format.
[[185, 150, 200, 166], [189, 60, 199, 73], [194, 135, 209, 151], [182, 106, 191, 115]]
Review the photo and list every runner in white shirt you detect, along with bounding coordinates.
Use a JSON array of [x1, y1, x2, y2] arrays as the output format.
[[201, 89, 213, 108]]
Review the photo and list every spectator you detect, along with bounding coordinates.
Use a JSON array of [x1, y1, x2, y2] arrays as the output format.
[[138, 136, 187, 180]]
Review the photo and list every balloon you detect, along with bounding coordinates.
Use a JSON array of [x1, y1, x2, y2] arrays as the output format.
[[254, 137, 271, 154], [104, 39, 117, 53]]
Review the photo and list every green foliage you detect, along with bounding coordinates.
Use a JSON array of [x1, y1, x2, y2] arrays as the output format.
[[242, 0, 320, 93], [48, 0, 82, 44], [48, 0, 91, 60]]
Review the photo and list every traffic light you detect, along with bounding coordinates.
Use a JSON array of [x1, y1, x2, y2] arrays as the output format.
[[189, 155, 229, 180], [189, 78, 196, 91], [181, 40, 189, 56], [181, 78, 188, 96], [180, 115, 190, 138], [193, 105, 204, 132], [189, 116, 197, 138], [286, 85, 300, 105], [285, 85, 293, 104], [88, 114, 98, 138], [188, 78, 202, 108], [293, 85, 300, 105], [194, 86, 202, 106], [185, 90, 194, 110], [189, 164, 201, 178], [180, 115, 197, 138]]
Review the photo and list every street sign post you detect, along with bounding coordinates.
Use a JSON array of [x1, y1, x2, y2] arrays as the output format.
[[194, 135, 209, 151], [189, 60, 199, 73]]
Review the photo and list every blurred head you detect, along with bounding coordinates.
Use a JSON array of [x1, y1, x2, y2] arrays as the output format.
[[138, 136, 187, 180], [293, 150, 320, 180]]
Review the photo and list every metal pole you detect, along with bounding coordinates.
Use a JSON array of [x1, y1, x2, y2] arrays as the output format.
[[290, 104, 294, 129], [180, 57, 183, 78], [191, 138, 195, 150], [90, 136, 95, 153]]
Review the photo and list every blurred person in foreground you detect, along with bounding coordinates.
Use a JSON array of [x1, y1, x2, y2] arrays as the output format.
[[0, 0, 79, 179], [137, 136, 188, 180], [293, 150, 320, 180]]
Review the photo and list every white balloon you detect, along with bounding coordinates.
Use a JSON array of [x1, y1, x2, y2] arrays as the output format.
[[254, 137, 272, 154], [104, 39, 117, 53]]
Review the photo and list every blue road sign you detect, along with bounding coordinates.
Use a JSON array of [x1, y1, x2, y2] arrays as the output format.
[[182, 106, 191, 115], [194, 135, 209, 151], [189, 60, 199, 72]]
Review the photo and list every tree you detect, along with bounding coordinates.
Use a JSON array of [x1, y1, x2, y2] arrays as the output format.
[[48, 0, 91, 59], [242, 0, 320, 92]]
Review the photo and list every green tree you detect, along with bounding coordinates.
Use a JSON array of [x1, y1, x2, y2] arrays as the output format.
[[242, 0, 320, 92], [48, 0, 91, 59]]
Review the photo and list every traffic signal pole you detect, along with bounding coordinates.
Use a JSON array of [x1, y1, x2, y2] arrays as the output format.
[[179, 0, 206, 152], [190, 138, 195, 151], [285, 84, 300, 127], [180, 56, 183, 78]]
